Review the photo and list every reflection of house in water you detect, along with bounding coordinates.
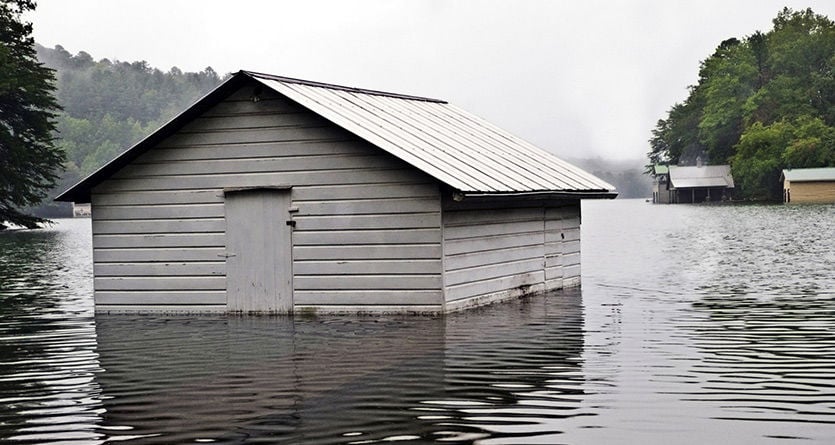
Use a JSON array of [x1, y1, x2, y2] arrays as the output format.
[[92, 292, 585, 443], [652, 161, 734, 204], [781, 167, 835, 204]]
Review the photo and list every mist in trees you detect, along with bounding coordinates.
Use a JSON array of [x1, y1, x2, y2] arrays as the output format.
[[647, 8, 835, 201], [569, 157, 651, 199], [32, 44, 224, 216]]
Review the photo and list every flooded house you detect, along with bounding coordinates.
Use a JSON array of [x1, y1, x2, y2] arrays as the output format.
[[56, 70, 616, 314], [653, 162, 734, 204], [781, 167, 835, 204]]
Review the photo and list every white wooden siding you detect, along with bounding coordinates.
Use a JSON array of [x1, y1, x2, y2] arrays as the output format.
[[92, 83, 442, 310], [544, 206, 581, 286], [442, 200, 581, 304]]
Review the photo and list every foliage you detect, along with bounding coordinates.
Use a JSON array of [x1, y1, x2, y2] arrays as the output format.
[[0, 0, 64, 229], [647, 8, 835, 200], [32, 44, 224, 216]]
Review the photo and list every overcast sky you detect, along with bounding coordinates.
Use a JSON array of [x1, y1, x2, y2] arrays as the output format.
[[26, 1, 835, 163]]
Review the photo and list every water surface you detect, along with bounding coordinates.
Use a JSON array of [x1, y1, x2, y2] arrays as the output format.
[[1, 200, 834, 444]]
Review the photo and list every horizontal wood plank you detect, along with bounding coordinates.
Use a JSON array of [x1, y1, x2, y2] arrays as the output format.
[[93, 219, 225, 234], [135, 140, 370, 163], [294, 259, 441, 275], [445, 231, 544, 256], [545, 266, 564, 281], [294, 290, 441, 305], [96, 168, 424, 192], [295, 197, 439, 216], [117, 154, 401, 178], [157, 125, 350, 148], [443, 207, 544, 226], [93, 233, 225, 248], [294, 275, 442, 290], [293, 229, 440, 246], [203, 96, 303, 115], [95, 276, 226, 291], [562, 252, 580, 267], [93, 190, 223, 206], [444, 245, 541, 272], [96, 291, 226, 305], [445, 271, 544, 302], [293, 182, 437, 201], [445, 257, 544, 287], [94, 262, 225, 277], [294, 213, 440, 230], [93, 204, 224, 220], [95, 248, 225, 262], [293, 244, 441, 260], [444, 219, 543, 241], [180, 111, 327, 132], [564, 264, 581, 279]]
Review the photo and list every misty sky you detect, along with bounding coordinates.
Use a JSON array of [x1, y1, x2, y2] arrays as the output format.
[[26, 0, 835, 162]]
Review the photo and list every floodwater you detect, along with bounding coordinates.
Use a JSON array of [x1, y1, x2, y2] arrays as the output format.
[[1, 199, 834, 444]]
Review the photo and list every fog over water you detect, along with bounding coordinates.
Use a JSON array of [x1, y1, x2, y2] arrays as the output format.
[[2, 200, 834, 443]]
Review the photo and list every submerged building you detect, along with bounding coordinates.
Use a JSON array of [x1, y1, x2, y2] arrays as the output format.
[[781, 167, 835, 204], [652, 163, 734, 204], [57, 70, 616, 314]]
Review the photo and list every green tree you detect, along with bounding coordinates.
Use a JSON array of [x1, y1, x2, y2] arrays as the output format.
[[647, 7, 835, 200], [730, 121, 793, 200], [0, 0, 64, 229]]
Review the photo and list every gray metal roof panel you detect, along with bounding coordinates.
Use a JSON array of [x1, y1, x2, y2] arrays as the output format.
[[253, 75, 614, 194], [669, 165, 734, 189], [782, 167, 835, 182]]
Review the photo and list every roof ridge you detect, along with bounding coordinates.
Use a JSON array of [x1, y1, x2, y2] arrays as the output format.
[[241, 70, 447, 104]]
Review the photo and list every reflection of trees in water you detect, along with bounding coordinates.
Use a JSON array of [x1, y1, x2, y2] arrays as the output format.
[[93, 291, 586, 443], [0, 221, 101, 443]]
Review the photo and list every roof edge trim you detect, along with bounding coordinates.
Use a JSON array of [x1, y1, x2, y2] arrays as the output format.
[[460, 190, 618, 200], [242, 70, 447, 104]]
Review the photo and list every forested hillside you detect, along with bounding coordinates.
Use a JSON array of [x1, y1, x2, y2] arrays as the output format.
[[33, 44, 224, 215], [647, 8, 835, 200], [569, 157, 651, 199]]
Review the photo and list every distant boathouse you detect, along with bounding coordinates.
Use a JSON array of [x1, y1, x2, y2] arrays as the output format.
[[57, 71, 616, 314], [781, 167, 835, 204], [652, 162, 734, 204]]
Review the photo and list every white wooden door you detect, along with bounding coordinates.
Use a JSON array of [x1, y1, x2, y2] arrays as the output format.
[[225, 189, 293, 313]]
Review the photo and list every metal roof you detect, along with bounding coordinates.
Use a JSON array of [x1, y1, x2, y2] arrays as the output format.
[[57, 71, 615, 202], [653, 164, 669, 175], [249, 72, 614, 195], [782, 167, 835, 182], [669, 165, 734, 189]]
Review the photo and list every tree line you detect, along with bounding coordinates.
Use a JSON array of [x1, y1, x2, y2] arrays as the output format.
[[647, 7, 835, 200], [30, 44, 224, 217]]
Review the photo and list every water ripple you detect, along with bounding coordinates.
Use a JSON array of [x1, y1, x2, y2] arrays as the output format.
[[2, 203, 835, 443]]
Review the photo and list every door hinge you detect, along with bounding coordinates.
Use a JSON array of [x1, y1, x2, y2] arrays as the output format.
[[286, 220, 296, 227]]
